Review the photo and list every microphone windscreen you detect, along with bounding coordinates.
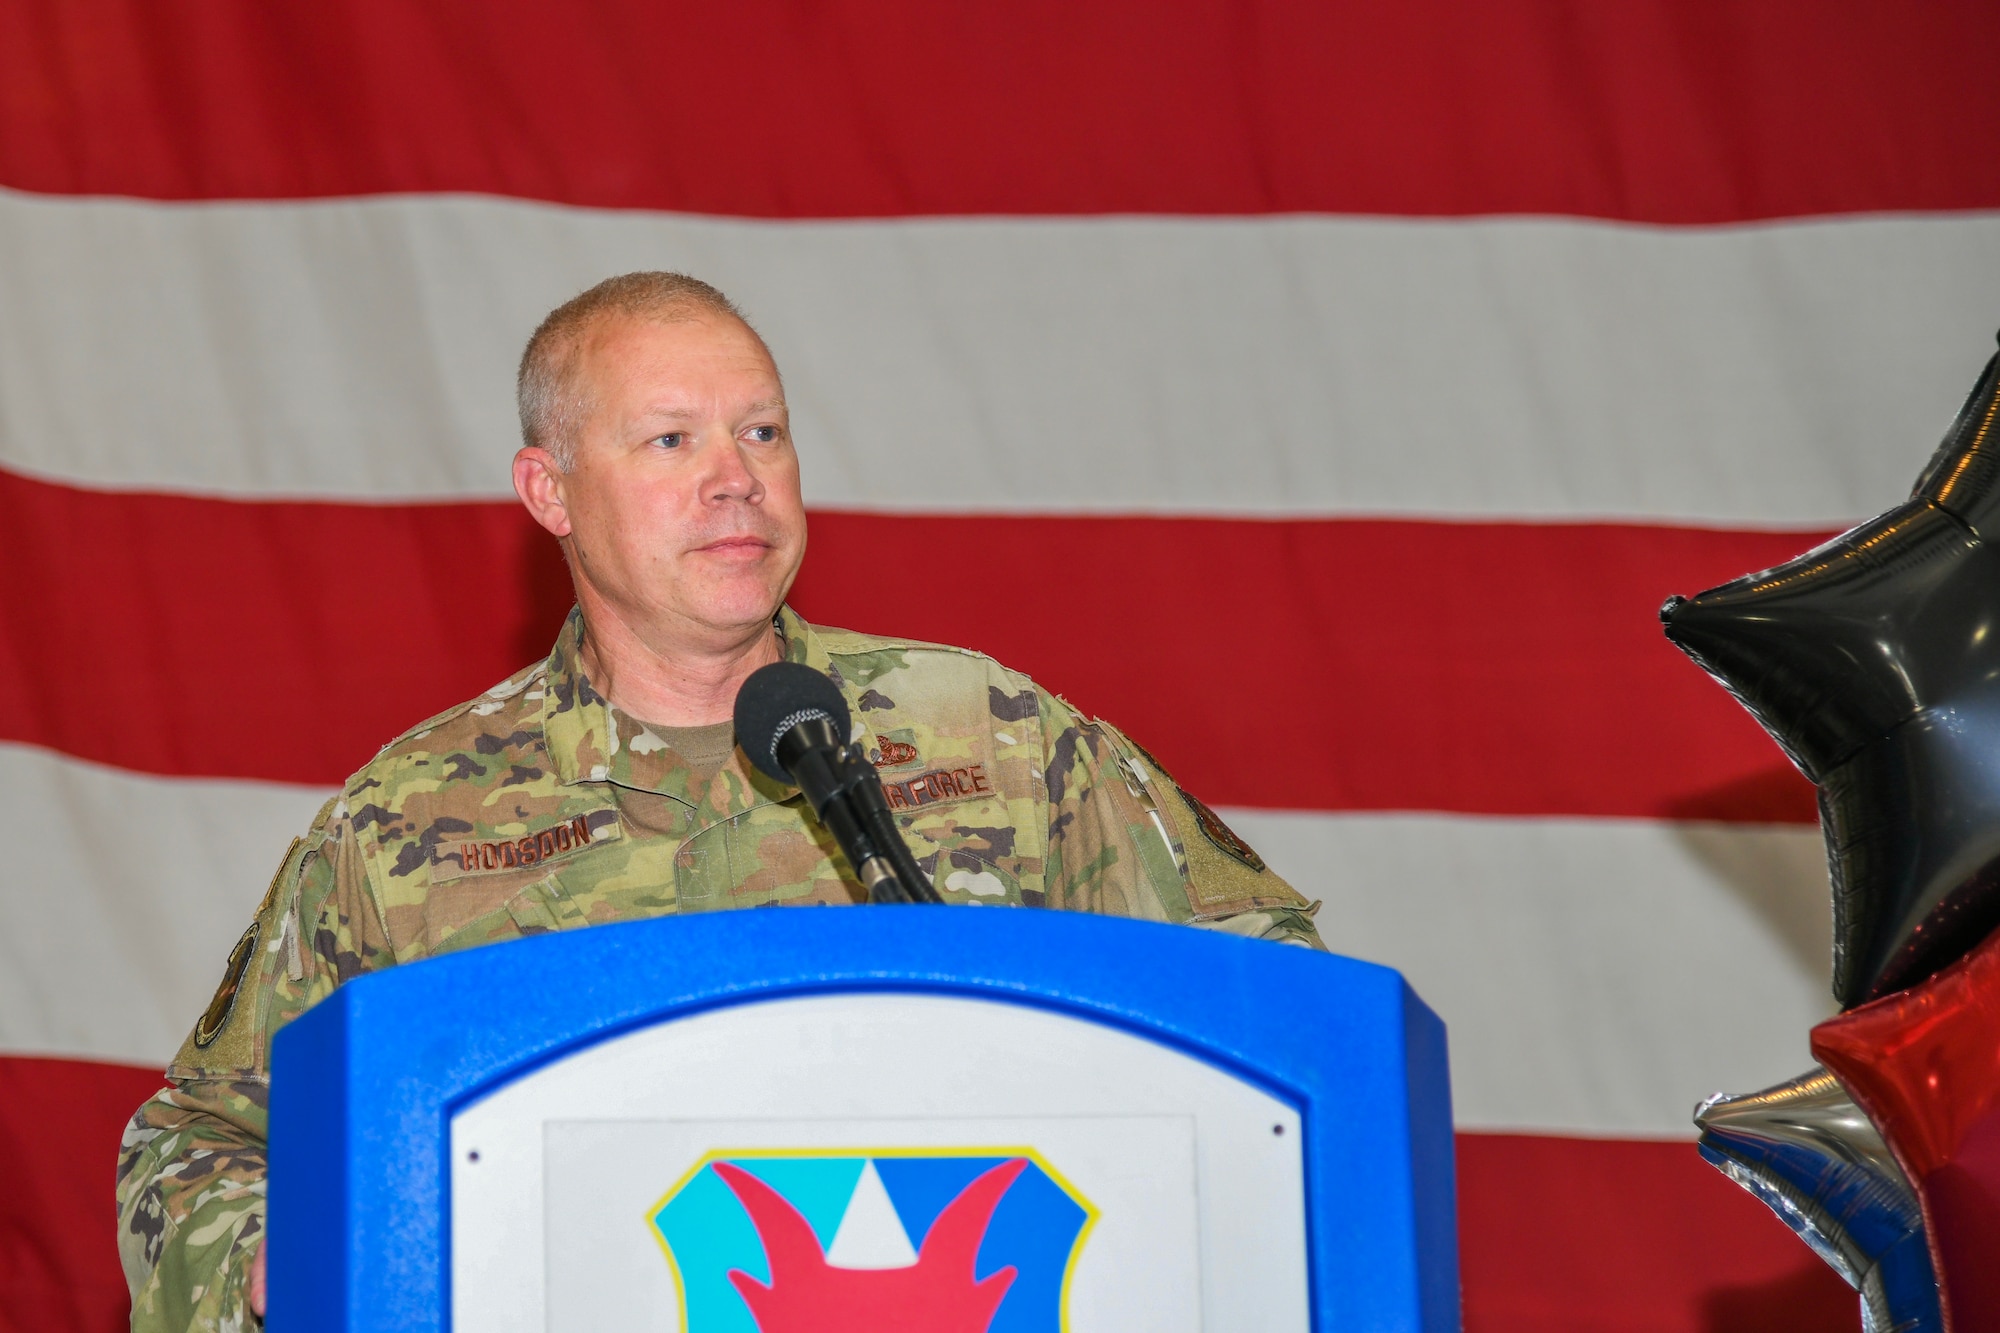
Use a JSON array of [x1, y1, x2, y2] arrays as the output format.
[[732, 661, 852, 782]]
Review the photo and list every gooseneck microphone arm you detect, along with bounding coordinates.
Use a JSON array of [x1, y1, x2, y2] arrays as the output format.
[[774, 715, 939, 903], [735, 664, 945, 905]]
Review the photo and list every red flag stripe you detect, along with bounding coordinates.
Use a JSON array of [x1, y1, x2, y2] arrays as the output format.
[[2, 0, 1996, 223], [2, 467, 1820, 819], [1455, 1132, 1859, 1330], [1, 1053, 1858, 1333], [0, 1057, 167, 1333]]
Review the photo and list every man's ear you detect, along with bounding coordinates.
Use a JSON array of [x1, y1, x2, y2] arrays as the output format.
[[513, 447, 573, 537]]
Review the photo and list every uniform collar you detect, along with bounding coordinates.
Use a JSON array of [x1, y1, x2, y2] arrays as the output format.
[[777, 602, 834, 673], [541, 605, 816, 819]]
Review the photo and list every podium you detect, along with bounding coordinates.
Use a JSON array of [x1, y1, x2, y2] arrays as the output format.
[[268, 908, 1457, 1332]]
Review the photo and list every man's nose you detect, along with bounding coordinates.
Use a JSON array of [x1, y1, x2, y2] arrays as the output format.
[[702, 436, 764, 502]]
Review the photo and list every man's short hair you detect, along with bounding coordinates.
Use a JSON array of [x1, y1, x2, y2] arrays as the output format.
[[517, 271, 758, 470]]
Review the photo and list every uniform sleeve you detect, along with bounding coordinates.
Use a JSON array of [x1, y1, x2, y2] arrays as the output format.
[[116, 806, 392, 1333], [1038, 692, 1324, 949]]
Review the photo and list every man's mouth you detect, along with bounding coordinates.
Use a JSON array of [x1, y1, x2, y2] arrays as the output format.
[[694, 535, 773, 555]]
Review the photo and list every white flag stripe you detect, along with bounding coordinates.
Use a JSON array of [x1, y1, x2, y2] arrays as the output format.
[[0, 744, 328, 1071], [1, 741, 1828, 1136], [2, 189, 1996, 524], [1231, 809, 1832, 1137]]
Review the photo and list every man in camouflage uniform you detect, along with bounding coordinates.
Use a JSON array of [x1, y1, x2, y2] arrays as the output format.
[[116, 272, 1321, 1331]]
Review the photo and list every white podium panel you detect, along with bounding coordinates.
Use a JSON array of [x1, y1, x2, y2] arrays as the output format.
[[450, 993, 1307, 1332]]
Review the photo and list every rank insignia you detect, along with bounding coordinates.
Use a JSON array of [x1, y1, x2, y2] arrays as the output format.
[[873, 739, 919, 768]]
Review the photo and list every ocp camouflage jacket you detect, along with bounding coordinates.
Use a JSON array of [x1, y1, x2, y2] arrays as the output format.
[[115, 606, 1320, 1332]]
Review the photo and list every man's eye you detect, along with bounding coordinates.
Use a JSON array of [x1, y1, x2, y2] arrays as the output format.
[[747, 426, 780, 443], [650, 433, 685, 449]]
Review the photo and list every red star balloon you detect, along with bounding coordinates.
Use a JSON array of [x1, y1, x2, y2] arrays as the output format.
[[1813, 922, 2000, 1330]]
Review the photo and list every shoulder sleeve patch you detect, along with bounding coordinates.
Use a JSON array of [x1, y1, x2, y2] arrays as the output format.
[[192, 918, 262, 1049], [1181, 789, 1268, 873], [181, 834, 305, 1066]]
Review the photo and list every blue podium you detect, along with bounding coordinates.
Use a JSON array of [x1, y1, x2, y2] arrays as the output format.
[[269, 909, 1457, 1332]]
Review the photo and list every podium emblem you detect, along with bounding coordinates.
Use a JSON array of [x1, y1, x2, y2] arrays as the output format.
[[649, 1148, 1094, 1332]]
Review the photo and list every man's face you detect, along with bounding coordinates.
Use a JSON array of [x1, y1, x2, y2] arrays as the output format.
[[540, 313, 807, 643]]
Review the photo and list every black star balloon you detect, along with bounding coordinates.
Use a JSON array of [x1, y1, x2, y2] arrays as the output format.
[[1663, 336, 2000, 1007]]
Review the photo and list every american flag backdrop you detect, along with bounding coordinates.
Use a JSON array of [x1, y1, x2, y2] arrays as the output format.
[[4, 3, 2000, 1330]]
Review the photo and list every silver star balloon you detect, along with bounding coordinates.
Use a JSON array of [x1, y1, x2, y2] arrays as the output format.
[[1696, 1067, 1939, 1333]]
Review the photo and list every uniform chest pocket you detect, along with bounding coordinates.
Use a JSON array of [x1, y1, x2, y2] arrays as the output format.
[[898, 796, 1036, 905], [672, 811, 857, 913], [423, 872, 586, 954]]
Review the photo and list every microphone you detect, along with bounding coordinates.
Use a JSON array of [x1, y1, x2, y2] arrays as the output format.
[[733, 661, 943, 904]]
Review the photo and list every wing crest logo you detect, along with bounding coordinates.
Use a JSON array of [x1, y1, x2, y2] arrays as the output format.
[[649, 1148, 1094, 1332]]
